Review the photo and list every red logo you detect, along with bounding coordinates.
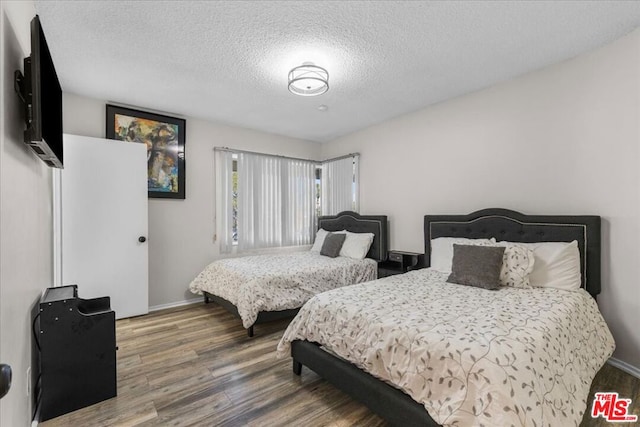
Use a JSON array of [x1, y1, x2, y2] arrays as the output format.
[[591, 392, 638, 422]]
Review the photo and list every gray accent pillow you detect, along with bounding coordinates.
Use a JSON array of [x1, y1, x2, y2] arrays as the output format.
[[446, 244, 505, 290], [320, 233, 347, 258]]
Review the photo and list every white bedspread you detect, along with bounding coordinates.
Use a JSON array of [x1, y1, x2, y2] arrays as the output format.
[[189, 251, 377, 328], [277, 268, 615, 427]]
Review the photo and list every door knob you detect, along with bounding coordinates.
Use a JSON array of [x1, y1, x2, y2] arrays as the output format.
[[0, 364, 11, 399], [138, 236, 147, 243]]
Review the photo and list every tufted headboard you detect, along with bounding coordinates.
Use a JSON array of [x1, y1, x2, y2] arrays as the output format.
[[424, 208, 601, 297], [318, 211, 388, 262]]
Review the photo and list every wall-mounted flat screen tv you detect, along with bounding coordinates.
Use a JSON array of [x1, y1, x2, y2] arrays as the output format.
[[18, 15, 63, 169]]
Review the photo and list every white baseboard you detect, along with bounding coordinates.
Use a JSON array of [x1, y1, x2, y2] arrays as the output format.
[[149, 297, 202, 313], [607, 357, 640, 379]]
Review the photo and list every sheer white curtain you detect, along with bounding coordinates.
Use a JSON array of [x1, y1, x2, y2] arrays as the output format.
[[237, 152, 316, 251], [216, 151, 235, 254], [321, 155, 359, 215]]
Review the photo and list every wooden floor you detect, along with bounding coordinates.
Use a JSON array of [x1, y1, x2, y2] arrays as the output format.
[[41, 303, 640, 427]]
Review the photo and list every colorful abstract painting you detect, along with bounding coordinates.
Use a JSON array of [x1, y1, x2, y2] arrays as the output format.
[[106, 105, 186, 199]]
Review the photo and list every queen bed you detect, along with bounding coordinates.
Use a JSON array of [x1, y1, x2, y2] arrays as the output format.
[[189, 211, 388, 337], [277, 208, 615, 426]]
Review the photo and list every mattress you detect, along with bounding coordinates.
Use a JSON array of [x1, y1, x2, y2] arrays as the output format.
[[189, 251, 377, 328], [277, 268, 615, 426]]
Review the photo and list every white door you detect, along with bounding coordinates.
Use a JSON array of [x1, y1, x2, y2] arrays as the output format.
[[61, 134, 148, 319]]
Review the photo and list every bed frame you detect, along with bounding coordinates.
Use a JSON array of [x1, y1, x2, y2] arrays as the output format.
[[205, 210, 388, 337], [291, 208, 601, 426]]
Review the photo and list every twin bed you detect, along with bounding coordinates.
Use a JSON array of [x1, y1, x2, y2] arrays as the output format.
[[189, 211, 388, 336], [277, 208, 615, 426]]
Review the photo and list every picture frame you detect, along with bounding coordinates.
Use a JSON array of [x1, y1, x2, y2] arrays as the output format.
[[106, 104, 186, 199]]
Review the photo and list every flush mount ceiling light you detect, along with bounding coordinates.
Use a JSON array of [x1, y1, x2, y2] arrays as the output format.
[[288, 62, 329, 96]]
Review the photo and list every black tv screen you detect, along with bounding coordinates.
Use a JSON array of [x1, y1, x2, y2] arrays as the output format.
[[23, 15, 63, 168]]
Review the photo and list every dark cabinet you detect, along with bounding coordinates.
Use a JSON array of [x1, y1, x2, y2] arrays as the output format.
[[33, 285, 117, 421], [378, 251, 424, 278]]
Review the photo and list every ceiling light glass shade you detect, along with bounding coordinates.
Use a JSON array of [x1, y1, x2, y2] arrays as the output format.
[[288, 63, 329, 96]]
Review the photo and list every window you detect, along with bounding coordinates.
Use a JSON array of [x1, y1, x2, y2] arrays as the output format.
[[218, 150, 316, 252], [217, 149, 358, 253], [320, 155, 359, 215], [232, 157, 238, 243], [315, 166, 322, 222]]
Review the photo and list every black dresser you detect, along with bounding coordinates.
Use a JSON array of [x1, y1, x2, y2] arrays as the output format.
[[33, 285, 117, 421]]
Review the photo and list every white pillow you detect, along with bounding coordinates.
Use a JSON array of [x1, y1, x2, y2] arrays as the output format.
[[310, 229, 329, 252], [495, 243, 535, 288], [339, 231, 375, 260], [517, 241, 581, 290], [430, 237, 496, 273]]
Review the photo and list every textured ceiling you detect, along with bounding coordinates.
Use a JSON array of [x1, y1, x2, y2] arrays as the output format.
[[35, 1, 640, 143]]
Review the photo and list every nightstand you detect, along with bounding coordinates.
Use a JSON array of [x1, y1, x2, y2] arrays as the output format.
[[378, 251, 424, 278]]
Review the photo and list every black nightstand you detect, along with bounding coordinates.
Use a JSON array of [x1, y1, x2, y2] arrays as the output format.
[[378, 251, 424, 278]]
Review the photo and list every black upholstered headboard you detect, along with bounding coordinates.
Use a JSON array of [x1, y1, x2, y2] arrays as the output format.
[[424, 208, 601, 297], [318, 211, 388, 262]]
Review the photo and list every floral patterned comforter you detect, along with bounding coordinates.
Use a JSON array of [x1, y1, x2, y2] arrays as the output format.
[[189, 251, 377, 328], [277, 268, 615, 427]]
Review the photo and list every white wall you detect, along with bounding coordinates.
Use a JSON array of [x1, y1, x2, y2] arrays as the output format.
[[1, 1, 53, 425], [62, 93, 322, 308], [322, 30, 640, 370]]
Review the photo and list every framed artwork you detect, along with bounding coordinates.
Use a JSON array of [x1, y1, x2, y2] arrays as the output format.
[[106, 104, 186, 199]]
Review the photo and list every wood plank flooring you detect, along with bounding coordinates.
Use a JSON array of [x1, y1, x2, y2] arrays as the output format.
[[40, 303, 640, 427]]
